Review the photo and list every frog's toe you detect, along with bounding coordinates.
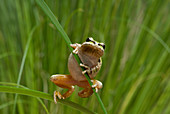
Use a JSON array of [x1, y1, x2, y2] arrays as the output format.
[[93, 86, 99, 93], [91, 81, 98, 92], [73, 49, 78, 54], [80, 63, 89, 68], [54, 91, 64, 104], [82, 70, 87, 74], [91, 83, 97, 88]]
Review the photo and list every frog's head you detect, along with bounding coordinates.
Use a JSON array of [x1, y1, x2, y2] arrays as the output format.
[[80, 37, 105, 58]]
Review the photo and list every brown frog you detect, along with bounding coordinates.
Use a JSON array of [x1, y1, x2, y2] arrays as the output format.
[[50, 37, 105, 103]]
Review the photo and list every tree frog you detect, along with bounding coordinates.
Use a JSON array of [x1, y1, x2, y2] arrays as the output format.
[[50, 37, 105, 103]]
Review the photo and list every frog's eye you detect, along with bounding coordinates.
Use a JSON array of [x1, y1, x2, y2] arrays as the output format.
[[86, 37, 94, 42], [98, 43, 105, 50]]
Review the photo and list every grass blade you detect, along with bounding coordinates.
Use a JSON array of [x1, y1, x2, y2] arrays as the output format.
[[12, 25, 39, 114], [0, 85, 95, 114]]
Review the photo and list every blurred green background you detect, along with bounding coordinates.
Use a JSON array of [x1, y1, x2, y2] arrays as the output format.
[[0, 0, 170, 114]]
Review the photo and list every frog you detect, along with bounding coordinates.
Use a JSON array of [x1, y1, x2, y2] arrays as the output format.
[[50, 37, 105, 103]]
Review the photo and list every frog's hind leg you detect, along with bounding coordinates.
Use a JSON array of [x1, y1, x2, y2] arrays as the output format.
[[77, 79, 103, 98], [50, 74, 76, 103], [78, 87, 93, 98]]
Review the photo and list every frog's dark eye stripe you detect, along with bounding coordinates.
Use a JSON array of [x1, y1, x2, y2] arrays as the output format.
[[86, 38, 96, 44], [98, 43, 105, 49], [91, 40, 96, 44], [86, 37, 94, 42], [98, 58, 100, 62]]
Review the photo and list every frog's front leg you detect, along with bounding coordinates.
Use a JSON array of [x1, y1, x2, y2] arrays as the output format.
[[77, 79, 103, 98], [50, 74, 76, 103], [80, 58, 102, 75], [70, 43, 81, 54]]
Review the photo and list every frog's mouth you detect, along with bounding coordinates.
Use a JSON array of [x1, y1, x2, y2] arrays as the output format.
[[80, 43, 104, 57]]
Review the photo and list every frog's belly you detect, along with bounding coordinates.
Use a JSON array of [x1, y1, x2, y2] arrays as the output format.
[[68, 54, 95, 81]]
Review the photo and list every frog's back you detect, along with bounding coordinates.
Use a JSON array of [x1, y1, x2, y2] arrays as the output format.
[[68, 53, 87, 81]]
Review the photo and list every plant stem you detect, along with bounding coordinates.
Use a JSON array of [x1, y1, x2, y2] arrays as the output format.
[[35, 0, 107, 113]]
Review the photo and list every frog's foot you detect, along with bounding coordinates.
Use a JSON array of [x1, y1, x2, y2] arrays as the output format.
[[91, 79, 103, 93], [53, 86, 75, 104], [70, 43, 81, 54], [50, 74, 75, 103], [80, 62, 101, 75], [78, 87, 93, 98]]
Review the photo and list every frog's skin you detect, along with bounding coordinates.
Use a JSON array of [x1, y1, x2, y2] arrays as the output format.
[[50, 37, 105, 103]]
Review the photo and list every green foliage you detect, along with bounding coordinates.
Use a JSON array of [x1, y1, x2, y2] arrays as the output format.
[[0, 0, 169, 114]]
